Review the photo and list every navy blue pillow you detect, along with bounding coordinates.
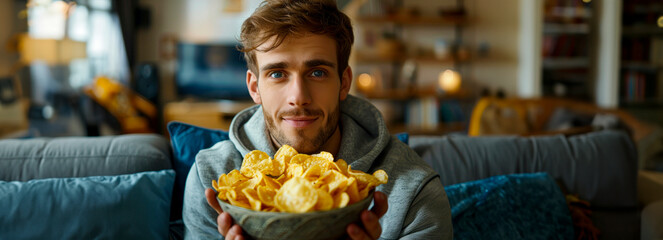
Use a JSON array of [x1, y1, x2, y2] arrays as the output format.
[[446, 172, 573, 239], [167, 121, 230, 220]]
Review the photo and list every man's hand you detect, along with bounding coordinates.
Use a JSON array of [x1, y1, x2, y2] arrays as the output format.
[[346, 191, 389, 240], [205, 188, 245, 240]]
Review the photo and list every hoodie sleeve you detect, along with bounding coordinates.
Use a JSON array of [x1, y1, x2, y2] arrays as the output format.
[[183, 162, 224, 240], [399, 176, 453, 239]]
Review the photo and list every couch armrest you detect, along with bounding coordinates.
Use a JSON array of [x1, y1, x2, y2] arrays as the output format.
[[639, 170, 663, 240], [641, 200, 663, 240], [638, 170, 663, 206]]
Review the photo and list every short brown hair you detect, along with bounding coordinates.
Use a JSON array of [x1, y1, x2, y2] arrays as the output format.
[[239, 0, 354, 78]]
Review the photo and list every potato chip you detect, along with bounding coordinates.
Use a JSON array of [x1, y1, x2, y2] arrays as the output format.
[[257, 185, 277, 207], [373, 170, 388, 184], [242, 188, 262, 211], [214, 145, 388, 213], [275, 177, 318, 213], [287, 163, 305, 179], [227, 192, 251, 209], [345, 177, 361, 203], [315, 188, 333, 211], [274, 144, 298, 172], [291, 154, 331, 171], [333, 159, 348, 175], [317, 170, 348, 195], [240, 150, 270, 177], [215, 186, 232, 201], [226, 169, 247, 186], [240, 150, 281, 177], [333, 192, 350, 208], [348, 166, 381, 190], [312, 151, 334, 162], [302, 164, 322, 181], [260, 172, 282, 190]]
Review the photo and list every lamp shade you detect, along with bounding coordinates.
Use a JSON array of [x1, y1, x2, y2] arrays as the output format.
[[18, 34, 86, 65]]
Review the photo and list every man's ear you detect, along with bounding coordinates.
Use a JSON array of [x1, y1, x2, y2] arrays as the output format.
[[246, 70, 262, 104], [340, 66, 352, 101]]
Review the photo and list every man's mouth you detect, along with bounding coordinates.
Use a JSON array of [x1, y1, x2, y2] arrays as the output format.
[[282, 116, 318, 128]]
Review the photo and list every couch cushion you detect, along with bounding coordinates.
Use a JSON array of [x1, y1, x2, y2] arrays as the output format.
[[0, 134, 172, 181], [446, 172, 573, 239], [167, 121, 230, 220], [410, 130, 638, 208], [0, 169, 175, 239]]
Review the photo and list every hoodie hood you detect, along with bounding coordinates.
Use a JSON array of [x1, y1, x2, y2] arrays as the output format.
[[228, 95, 391, 172]]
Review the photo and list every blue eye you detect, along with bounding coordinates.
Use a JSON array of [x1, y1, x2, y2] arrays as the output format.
[[311, 70, 325, 77], [269, 71, 284, 79]]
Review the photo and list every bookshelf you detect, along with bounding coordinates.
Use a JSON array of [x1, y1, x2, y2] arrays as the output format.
[[617, 0, 663, 127], [541, 0, 596, 100], [350, 0, 474, 135], [619, 0, 663, 109]]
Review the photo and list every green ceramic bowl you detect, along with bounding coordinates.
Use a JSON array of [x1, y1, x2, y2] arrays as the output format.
[[217, 191, 373, 240]]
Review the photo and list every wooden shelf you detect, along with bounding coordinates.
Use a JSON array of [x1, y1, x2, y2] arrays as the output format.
[[621, 61, 663, 71], [357, 15, 467, 26], [542, 57, 590, 69], [361, 88, 436, 100], [622, 26, 663, 36], [388, 122, 467, 135], [355, 53, 458, 65], [360, 88, 472, 101], [619, 100, 663, 108], [543, 23, 590, 34]]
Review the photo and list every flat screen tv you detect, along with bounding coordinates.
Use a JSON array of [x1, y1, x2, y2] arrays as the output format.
[[176, 42, 251, 100]]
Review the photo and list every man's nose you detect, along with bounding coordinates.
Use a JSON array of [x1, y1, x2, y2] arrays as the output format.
[[287, 75, 312, 107]]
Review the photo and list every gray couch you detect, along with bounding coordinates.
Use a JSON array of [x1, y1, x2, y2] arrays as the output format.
[[0, 130, 661, 239]]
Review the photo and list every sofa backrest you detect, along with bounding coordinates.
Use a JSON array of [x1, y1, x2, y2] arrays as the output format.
[[409, 130, 638, 208], [0, 134, 172, 181]]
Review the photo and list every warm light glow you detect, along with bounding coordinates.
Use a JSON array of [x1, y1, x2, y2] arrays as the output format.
[[438, 70, 462, 93], [582, 0, 591, 3], [658, 16, 663, 28], [357, 73, 375, 93]]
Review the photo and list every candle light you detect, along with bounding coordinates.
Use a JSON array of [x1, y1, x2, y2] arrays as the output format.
[[357, 73, 375, 93], [438, 69, 461, 94]]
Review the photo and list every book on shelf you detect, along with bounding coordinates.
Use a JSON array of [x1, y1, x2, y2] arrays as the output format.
[[623, 71, 649, 102], [405, 97, 439, 131], [542, 35, 587, 58]]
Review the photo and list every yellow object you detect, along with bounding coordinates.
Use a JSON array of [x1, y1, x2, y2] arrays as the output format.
[[84, 76, 157, 133], [213, 145, 388, 213]]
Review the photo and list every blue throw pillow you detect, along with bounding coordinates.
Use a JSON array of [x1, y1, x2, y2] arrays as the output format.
[[167, 121, 230, 220], [394, 132, 409, 145], [0, 170, 175, 239], [446, 172, 573, 239]]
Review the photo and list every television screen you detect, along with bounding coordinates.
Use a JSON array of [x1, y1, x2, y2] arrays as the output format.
[[176, 42, 250, 100]]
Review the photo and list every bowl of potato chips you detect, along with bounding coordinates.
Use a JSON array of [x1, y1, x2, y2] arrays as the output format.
[[213, 145, 388, 240]]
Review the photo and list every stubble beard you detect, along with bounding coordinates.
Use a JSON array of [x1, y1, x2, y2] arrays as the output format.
[[263, 105, 340, 154]]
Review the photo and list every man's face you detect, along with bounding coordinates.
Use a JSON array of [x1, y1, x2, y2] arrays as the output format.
[[246, 34, 352, 153]]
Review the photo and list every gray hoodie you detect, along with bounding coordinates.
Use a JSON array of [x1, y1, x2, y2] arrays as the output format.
[[183, 95, 453, 239]]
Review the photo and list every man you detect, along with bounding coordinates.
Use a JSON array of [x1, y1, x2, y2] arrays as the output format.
[[183, 0, 453, 239]]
